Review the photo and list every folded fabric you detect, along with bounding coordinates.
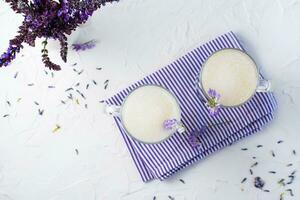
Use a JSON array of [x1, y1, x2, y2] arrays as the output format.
[[106, 31, 277, 182]]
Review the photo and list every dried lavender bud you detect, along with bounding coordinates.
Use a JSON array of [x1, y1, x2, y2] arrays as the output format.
[[241, 148, 248, 151], [256, 145, 263, 148], [168, 195, 175, 200], [72, 40, 97, 51], [278, 178, 285, 186], [249, 169, 253, 175], [251, 162, 258, 168], [271, 150, 275, 157], [286, 189, 294, 196], [241, 177, 247, 183], [254, 177, 265, 189]]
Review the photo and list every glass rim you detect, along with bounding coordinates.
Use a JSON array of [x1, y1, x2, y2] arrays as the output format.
[[119, 84, 182, 144], [197, 48, 260, 108]]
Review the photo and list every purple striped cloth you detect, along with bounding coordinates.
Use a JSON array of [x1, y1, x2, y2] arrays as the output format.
[[106, 32, 277, 182]]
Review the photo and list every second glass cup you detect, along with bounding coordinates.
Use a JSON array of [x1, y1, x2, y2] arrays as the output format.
[[106, 85, 186, 144]]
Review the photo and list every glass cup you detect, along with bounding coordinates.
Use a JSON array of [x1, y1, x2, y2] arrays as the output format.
[[196, 48, 271, 107], [105, 85, 186, 144]]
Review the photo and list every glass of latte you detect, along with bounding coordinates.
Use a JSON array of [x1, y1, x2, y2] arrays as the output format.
[[198, 48, 271, 107], [106, 85, 185, 144]]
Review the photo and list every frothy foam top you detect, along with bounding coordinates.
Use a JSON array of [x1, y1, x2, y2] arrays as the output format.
[[121, 85, 181, 143], [201, 49, 258, 107]]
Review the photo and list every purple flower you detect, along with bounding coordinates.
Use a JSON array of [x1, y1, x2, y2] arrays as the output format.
[[206, 88, 221, 117], [207, 88, 221, 101], [72, 40, 97, 51], [163, 119, 177, 130], [188, 126, 207, 147]]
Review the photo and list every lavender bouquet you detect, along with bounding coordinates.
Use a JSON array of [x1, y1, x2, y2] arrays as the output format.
[[0, 0, 118, 70]]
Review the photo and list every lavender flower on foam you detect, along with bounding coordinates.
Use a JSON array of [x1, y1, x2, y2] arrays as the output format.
[[206, 88, 221, 116], [1, 0, 119, 70], [163, 119, 178, 130], [72, 40, 97, 51]]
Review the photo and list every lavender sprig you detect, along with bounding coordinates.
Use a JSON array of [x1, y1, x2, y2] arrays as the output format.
[[1, 0, 119, 70], [72, 40, 97, 51]]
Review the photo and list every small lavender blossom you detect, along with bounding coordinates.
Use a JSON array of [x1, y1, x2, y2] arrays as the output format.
[[163, 119, 177, 130], [188, 126, 206, 147], [72, 40, 97, 51], [188, 120, 230, 147], [206, 88, 221, 116]]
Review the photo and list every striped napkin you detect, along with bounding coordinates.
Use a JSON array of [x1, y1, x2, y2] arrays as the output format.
[[106, 32, 277, 182]]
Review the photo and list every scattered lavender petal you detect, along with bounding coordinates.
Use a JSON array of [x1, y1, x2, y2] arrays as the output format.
[[241, 177, 247, 183], [286, 163, 293, 167], [65, 88, 73, 92], [72, 40, 97, 51], [286, 189, 294, 196], [256, 145, 263, 148], [269, 171, 276, 174], [6, 101, 11, 106], [3, 114, 9, 118], [277, 140, 284, 144], [75, 149, 79, 155], [179, 179, 185, 184], [14, 72, 18, 78], [75, 82, 80, 87], [86, 84, 90, 90], [271, 150, 275, 157], [96, 67, 102, 70], [38, 109, 44, 115], [241, 148, 248, 151], [48, 85, 55, 88], [249, 169, 253, 175], [168, 195, 175, 200], [278, 179, 285, 186], [251, 162, 258, 168], [92, 80, 97, 85], [34, 101, 39, 106], [28, 83, 34, 86], [78, 69, 84, 75], [254, 177, 265, 189], [292, 150, 296, 155]]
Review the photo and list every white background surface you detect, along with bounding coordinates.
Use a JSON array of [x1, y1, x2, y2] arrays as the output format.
[[0, 0, 300, 199]]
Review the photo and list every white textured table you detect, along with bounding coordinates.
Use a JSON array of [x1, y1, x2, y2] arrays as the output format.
[[0, 1, 300, 200]]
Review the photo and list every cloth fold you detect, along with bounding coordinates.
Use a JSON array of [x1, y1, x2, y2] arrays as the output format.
[[107, 32, 277, 182]]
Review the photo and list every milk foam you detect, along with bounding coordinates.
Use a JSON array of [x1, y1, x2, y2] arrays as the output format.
[[121, 85, 181, 143], [201, 49, 258, 107]]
